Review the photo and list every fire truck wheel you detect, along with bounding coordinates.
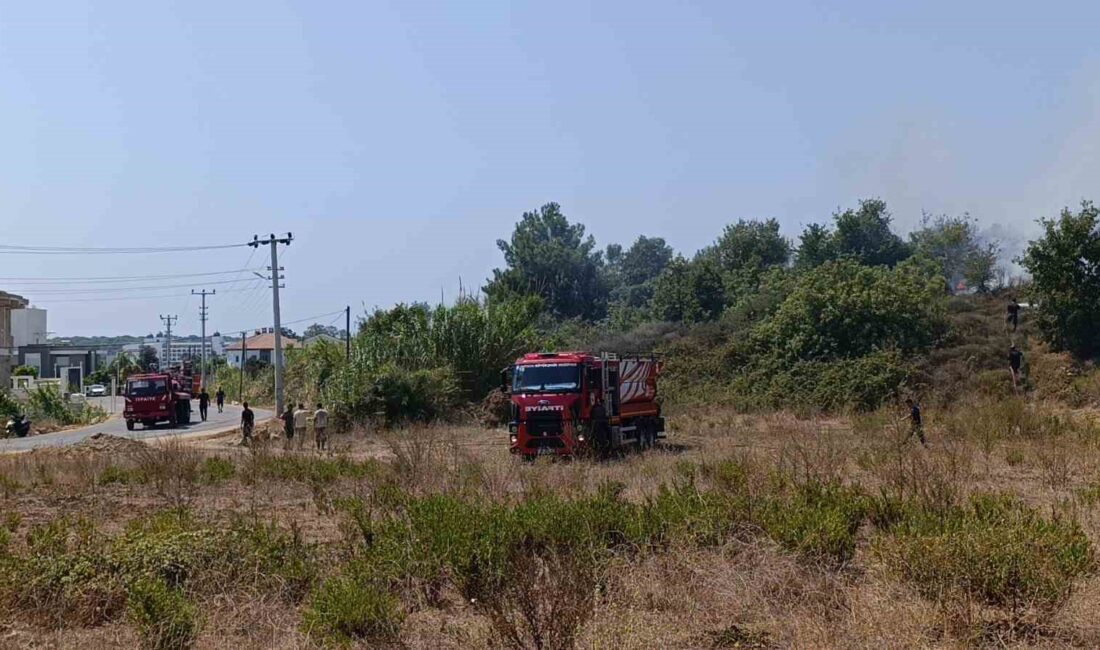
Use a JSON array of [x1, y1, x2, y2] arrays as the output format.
[[125, 420, 134, 431]]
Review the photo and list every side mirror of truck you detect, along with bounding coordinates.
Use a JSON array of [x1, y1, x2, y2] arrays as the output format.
[[500, 366, 513, 394]]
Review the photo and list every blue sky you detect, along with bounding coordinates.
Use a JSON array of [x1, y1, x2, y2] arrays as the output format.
[[2, 1, 1098, 335]]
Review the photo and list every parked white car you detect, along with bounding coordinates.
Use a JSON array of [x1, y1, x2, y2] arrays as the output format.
[[85, 384, 107, 397]]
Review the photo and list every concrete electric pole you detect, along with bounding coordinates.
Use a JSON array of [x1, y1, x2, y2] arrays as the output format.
[[192, 289, 215, 390], [159, 314, 177, 370], [248, 233, 292, 415]]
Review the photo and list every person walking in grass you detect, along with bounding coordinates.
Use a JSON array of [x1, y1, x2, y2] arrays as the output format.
[[241, 402, 254, 445], [293, 403, 309, 450], [904, 398, 927, 447], [1006, 299, 1021, 333], [215, 386, 225, 413], [314, 402, 329, 451], [1009, 344, 1023, 390], [198, 388, 210, 422], [282, 404, 295, 450]]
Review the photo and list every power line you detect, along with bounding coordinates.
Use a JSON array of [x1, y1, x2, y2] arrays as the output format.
[[0, 242, 249, 255], [0, 268, 265, 284], [219, 309, 345, 340], [14, 277, 260, 294], [27, 286, 262, 303]]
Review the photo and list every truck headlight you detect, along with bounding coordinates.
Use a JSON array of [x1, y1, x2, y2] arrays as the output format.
[[509, 434, 518, 444]]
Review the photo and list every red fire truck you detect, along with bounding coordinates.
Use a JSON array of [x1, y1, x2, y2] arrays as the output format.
[[123, 362, 198, 431], [505, 352, 665, 459]]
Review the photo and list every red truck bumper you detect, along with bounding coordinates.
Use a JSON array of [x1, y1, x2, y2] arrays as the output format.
[[510, 419, 584, 458]]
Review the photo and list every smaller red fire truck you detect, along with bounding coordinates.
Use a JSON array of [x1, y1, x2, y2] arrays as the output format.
[[123, 362, 198, 431]]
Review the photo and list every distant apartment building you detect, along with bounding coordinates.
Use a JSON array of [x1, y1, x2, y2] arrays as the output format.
[[0, 291, 29, 389], [123, 334, 225, 366], [225, 329, 300, 368]]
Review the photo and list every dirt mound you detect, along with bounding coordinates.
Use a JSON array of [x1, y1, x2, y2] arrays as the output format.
[[31, 432, 150, 457], [74, 433, 150, 455], [479, 388, 511, 428]]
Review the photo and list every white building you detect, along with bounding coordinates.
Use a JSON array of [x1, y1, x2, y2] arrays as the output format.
[[11, 307, 47, 348], [225, 329, 300, 368]]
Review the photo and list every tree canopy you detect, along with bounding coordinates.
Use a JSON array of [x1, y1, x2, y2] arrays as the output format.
[[798, 199, 910, 268], [909, 213, 999, 293], [484, 203, 608, 320], [649, 256, 726, 323], [1021, 201, 1100, 358]]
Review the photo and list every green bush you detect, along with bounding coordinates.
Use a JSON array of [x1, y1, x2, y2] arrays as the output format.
[[0, 390, 21, 420], [758, 481, 868, 565], [127, 579, 198, 650], [0, 509, 318, 630], [5, 517, 128, 626], [198, 457, 235, 484], [875, 493, 1095, 614], [302, 573, 403, 646], [99, 465, 148, 486], [252, 455, 385, 485]]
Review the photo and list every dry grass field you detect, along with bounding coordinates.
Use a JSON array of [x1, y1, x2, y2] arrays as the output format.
[[3, 393, 1100, 649]]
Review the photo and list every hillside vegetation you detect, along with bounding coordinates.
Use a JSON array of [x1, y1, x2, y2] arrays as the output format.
[[5, 200, 1100, 648]]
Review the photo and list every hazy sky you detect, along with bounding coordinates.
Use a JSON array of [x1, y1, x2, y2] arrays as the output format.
[[2, 1, 1099, 336]]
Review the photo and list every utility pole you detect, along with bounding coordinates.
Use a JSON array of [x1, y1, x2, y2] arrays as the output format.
[[249, 233, 292, 414], [345, 305, 351, 361], [159, 314, 177, 371], [192, 289, 215, 391], [239, 330, 246, 402]]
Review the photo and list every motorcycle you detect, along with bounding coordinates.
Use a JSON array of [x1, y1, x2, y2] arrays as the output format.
[[5, 415, 31, 438]]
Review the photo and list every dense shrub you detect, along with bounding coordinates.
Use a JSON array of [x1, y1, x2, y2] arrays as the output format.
[[758, 481, 869, 565], [875, 494, 1095, 614], [127, 579, 198, 650], [302, 573, 403, 646], [0, 510, 318, 630]]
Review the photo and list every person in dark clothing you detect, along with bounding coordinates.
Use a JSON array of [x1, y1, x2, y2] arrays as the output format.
[[1009, 345, 1023, 387], [282, 405, 295, 449], [905, 398, 927, 447], [1006, 300, 1020, 332], [198, 389, 210, 422], [215, 387, 226, 413], [241, 402, 255, 445]]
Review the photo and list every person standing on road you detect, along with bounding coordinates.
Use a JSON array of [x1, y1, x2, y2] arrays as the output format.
[[1006, 299, 1021, 332], [314, 403, 329, 451], [904, 398, 927, 447], [241, 402, 255, 445], [215, 387, 225, 413], [282, 405, 295, 450], [198, 388, 210, 422], [293, 403, 309, 450], [1009, 345, 1023, 389]]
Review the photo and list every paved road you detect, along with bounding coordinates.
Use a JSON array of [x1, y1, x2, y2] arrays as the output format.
[[0, 398, 273, 453]]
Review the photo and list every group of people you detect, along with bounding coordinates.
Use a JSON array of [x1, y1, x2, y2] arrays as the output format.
[[234, 401, 329, 450], [194, 387, 227, 422], [903, 298, 1028, 449], [281, 403, 330, 450]]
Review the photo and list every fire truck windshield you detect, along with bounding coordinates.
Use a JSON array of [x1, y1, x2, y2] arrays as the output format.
[[127, 378, 168, 397], [513, 364, 580, 393]]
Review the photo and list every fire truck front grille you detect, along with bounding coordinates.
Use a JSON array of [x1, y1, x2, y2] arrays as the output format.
[[527, 415, 563, 437]]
